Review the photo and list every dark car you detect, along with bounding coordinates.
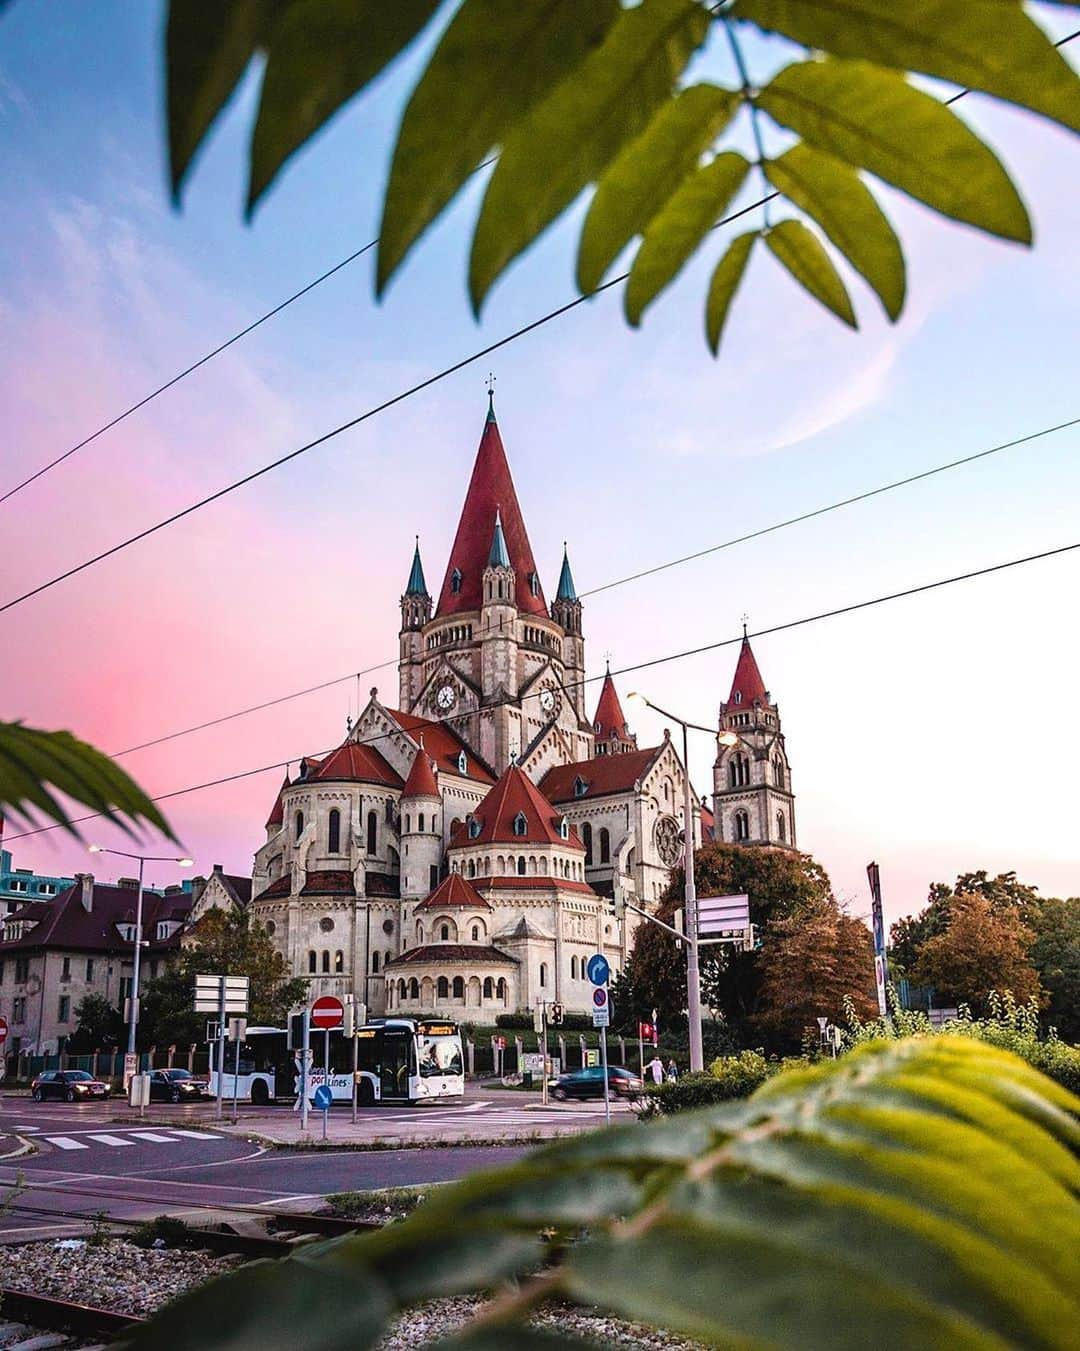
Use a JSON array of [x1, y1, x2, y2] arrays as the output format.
[[550, 1066, 643, 1101], [148, 1068, 208, 1103], [31, 1069, 110, 1102]]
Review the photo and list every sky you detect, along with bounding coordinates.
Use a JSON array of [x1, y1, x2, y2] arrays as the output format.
[[2, 3, 1079, 923]]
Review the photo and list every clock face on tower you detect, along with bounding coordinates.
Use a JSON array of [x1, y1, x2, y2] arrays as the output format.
[[436, 683, 456, 711], [538, 681, 561, 718]]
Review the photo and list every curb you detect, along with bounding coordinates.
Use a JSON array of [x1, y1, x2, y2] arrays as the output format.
[[0, 1134, 38, 1161], [240, 1131, 553, 1153]]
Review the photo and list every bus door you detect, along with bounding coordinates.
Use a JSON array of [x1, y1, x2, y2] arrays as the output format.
[[380, 1027, 413, 1101]]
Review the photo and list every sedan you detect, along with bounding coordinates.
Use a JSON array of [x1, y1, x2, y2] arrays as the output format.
[[31, 1070, 111, 1102], [148, 1068, 208, 1103], [550, 1066, 642, 1101]]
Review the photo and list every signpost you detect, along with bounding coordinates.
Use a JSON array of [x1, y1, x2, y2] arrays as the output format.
[[313, 1082, 333, 1141], [697, 894, 751, 941], [588, 956, 612, 1125], [310, 997, 344, 1125], [193, 975, 249, 1121], [0, 1016, 7, 1082], [867, 862, 889, 1017]]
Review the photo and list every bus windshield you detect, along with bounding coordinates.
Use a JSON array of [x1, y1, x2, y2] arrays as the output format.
[[418, 1031, 463, 1078]]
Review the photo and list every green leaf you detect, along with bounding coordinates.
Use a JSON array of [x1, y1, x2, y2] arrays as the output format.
[[0, 722, 176, 842], [765, 143, 905, 319], [469, 0, 711, 312], [625, 152, 750, 324], [757, 58, 1032, 244], [377, 0, 620, 295], [733, 0, 1080, 135], [249, 0, 439, 214], [577, 83, 741, 294], [166, 0, 287, 200], [766, 218, 857, 327], [705, 230, 757, 353]]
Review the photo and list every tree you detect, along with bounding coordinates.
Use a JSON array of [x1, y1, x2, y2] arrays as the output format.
[[756, 897, 877, 1050], [161, 1, 1079, 353], [65, 993, 124, 1054], [139, 909, 306, 1050], [613, 842, 835, 1043], [889, 869, 1041, 978], [911, 892, 1041, 1015], [1025, 895, 1080, 1042]]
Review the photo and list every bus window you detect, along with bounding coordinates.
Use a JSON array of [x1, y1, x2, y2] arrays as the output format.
[[418, 1029, 463, 1078]]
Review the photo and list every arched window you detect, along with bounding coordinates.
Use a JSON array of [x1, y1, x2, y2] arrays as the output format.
[[308, 950, 316, 974], [496, 977, 507, 1003], [452, 976, 465, 999], [599, 827, 611, 864], [471, 924, 480, 942], [451, 568, 462, 594], [409, 978, 420, 1000], [729, 754, 750, 788], [539, 962, 548, 988], [773, 758, 785, 788], [295, 810, 304, 841], [735, 810, 750, 842], [467, 859, 476, 879], [437, 976, 449, 1000], [467, 816, 481, 840], [398, 979, 407, 1002], [321, 950, 330, 973], [570, 955, 578, 979], [517, 856, 526, 876], [777, 811, 787, 842], [366, 811, 377, 855], [405, 814, 411, 834], [440, 923, 450, 941], [483, 976, 494, 999], [558, 816, 570, 839], [418, 812, 425, 833], [335, 950, 344, 973], [581, 823, 593, 865], [458, 750, 469, 774], [512, 811, 527, 836], [327, 808, 341, 853], [371, 951, 380, 973]]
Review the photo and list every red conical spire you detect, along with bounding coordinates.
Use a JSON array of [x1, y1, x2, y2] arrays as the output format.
[[265, 772, 290, 829], [436, 402, 546, 617], [593, 667, 628, 740], [402, 739, 439, 798], [728, 633, 768, 707]]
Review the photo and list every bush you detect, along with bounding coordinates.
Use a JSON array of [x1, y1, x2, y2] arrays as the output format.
[[707, 1049, 774, 1098], [494, 1011, 595, 1032], [641, 1052, 784, 1116]]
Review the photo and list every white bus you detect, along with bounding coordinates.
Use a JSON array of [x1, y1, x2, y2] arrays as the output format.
[[207, 1025, 287, 1104]]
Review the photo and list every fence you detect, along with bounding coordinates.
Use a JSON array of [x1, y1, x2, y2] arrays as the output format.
[[4, 1045, 209, 1086]]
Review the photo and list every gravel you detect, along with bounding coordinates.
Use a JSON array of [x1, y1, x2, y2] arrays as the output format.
[[0, 1239, 243, 1317]]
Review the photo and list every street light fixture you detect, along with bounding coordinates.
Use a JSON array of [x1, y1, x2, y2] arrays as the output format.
[[87, 845, 193, 1060]]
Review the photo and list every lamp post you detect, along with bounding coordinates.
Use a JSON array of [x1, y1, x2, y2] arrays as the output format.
[[88, 846, 193, 1057], [626, 694, 736, 1073]]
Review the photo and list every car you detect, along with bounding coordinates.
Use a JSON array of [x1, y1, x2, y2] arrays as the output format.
[[31, 1069, 110, 1102], [550, 1066, 643, 1101], [148, 1068, 208, 1103]]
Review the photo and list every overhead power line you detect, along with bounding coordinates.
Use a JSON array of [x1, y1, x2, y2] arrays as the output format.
[[7, 530, 1079, 845]]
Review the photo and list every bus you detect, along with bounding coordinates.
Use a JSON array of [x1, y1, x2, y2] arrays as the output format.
[[207, 1018, 465, 1107]]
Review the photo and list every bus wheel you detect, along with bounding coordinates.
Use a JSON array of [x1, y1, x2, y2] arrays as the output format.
[[250, 1079, 270, 1106], [358, 1081, 375, 1107]]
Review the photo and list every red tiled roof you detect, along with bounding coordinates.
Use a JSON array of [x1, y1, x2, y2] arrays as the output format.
[[540, 746, 664, 803], [466, 765, 584, 850], [308, 740, 403, 788], [386, 708, 496, 784], [365, 872, 402, 898], [254, 875, 291, 901], [265, 772, 290, 829], [593, 669, 629, 740], [402, 746, 439, 799], [435, 409, 547, 618], [414, 873, 491, 912], [472, 876, 597, 896], [300, 870, 356, 897], [386, 943, 517, 967], [728, 636, 768, 707], [0, 882, 193, 955]]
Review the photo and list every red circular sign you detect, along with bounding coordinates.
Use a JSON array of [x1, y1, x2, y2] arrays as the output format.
[[311, 996, 344, 1030], [0, 1016, 7, 1044]]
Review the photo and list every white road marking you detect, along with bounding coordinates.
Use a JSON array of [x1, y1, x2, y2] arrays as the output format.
[[86, 1134, 134, 1147], [127, 1132, 176, 1143], [166, 1129, 224, 1141], [15, 1125, 41, 1132], [43, 1136, 88, 1151]]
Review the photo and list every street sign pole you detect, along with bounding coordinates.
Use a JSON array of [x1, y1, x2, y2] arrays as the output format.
[[216, 981, 226, 1122], [540, 1003, 548, 1106], [600, 1020, 610, 1125], [325, 1027, 331, 1109], [300, 1006, 311, 1133]]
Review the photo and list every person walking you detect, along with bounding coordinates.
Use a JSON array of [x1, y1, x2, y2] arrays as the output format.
[[645, 1055, 664, 1086], [665, 1058, 679, 1082]]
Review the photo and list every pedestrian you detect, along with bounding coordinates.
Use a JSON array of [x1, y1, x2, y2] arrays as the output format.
[[645, 1055, 664, 1085], [665, 1058, 678, 1082]]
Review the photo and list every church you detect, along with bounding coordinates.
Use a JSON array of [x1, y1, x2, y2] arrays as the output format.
[[249, 397, 796, 1018]]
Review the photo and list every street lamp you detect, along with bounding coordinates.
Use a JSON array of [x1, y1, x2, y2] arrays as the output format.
[[626, 693, 737, 1073], [88, 846, 193, 1058]]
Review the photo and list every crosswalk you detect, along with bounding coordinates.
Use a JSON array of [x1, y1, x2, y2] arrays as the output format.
[[40, 1129, 224, 1151]]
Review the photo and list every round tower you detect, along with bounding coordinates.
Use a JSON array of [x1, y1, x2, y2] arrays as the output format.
[[399, 741, 442, 903]]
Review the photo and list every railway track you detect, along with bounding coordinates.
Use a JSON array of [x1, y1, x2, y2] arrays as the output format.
[[0, 1286, 143, 1341]]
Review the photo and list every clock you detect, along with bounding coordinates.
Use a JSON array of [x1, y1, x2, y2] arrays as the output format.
[[654, 814, 683, 868], [436, 683, 456, 711], [538, 681, 561, 717]]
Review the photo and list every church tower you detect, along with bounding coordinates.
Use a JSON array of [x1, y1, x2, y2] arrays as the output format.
[[712, 632, 796, 848], [480, 509, 520, 768], [592, 664, 637, 756], [550, 545, 585, 722], [399, 538, 432, 709]]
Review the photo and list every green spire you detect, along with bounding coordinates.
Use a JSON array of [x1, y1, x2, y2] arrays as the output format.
[[488, 508, 510, 568], [405, 537, 428, 595], [486, 387, 497, 424], [555, 543, 577, 602]]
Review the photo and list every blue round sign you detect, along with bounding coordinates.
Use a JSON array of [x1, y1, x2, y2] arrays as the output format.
[[313, 1084, 334, 1110], [586, 953, 610, 986]]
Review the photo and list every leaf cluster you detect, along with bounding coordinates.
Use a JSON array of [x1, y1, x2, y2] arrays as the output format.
[[123, 1036, 1080, 1349], [165, 0, 1079, 350]]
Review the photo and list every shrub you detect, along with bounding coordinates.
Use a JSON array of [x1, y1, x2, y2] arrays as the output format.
[[708, 1049, 773, 1099], [642, 1052, 785, 1116]]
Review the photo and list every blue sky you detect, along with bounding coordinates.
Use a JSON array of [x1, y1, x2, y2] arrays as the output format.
[[2, 2, 1078, 919]]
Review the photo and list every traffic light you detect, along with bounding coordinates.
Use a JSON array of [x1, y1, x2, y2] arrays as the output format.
[[606, 892, 625, 918], [550, 1002, 564, 1026]]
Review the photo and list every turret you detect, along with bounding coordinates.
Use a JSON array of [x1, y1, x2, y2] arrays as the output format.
[[481, 508, 520, 767], [591, 664, 637, 756], [399, 742, 442, 902], [550, 544, 585, 719], [399, 537, 432, 707]]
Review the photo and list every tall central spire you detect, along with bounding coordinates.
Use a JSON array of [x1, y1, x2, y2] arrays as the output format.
[[436, 400, 546, 618]]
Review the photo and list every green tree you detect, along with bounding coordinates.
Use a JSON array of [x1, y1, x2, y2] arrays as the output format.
[[1025, 895, 1080, 1042], [139, 909, 306, 1050], [66, 993, 124, 1054], [613, 842, 834, 1043], [161, 0, 1080, 353], [911, 892, 1041, 1015], [889, 869, 1041, 978]]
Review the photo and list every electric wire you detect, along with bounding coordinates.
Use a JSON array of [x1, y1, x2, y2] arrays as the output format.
[[6, 531, 1079, 844]]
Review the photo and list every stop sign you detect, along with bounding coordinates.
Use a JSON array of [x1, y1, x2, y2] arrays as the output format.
[[311, 996, 344, 1030], [0, 1017, 7, 1044]]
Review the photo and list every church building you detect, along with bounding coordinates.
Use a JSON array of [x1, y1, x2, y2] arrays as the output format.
[[250, 397, 796, 1018]]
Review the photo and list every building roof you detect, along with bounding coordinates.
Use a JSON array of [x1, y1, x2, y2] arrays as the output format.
[[402, 746, 439, 799], [464, 764, 584, 850], [254, 875, 291, 901], [0, 880, 193, 955], [300, 870, 356, 897], [435, 404, 547, 618], [265, 773, 290, 829], [540, 746, 664, 803], [473, 876, 597, 896], [488, 508, 510, 568], [365, 872, 402, 898], [555, 545, 577, 602], [727, 634, 769, 707], [592, 667, 629, 740], [386, 708, 496, 784], [386, 943, 517, 968], [405, 538, 428, 596], [307, 739, 403, 789], [414, 873, 491, 913]]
